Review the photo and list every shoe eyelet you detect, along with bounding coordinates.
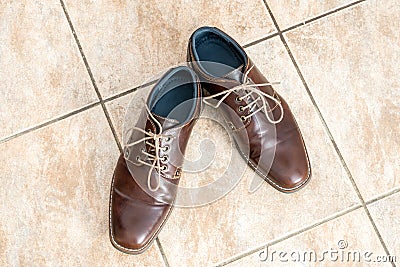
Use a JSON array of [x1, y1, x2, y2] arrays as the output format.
[[161, 165, 168, 172], [165, 137, 171, 142], [161, 155, 169, 163], [163, 146, 170, 152], [238, 106, 244, 112], [124, 150, 129, 158], [240, 116, 246, 121], [136, 156, 141, 162], [235, 96, 242, 103]]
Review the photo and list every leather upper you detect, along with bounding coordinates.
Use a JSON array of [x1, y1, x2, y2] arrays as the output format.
[[109, 67, 201, 253], [187, 26, 311, 192]]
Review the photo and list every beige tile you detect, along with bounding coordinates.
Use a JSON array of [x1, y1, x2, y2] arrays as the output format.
[[0, 1, 98, 140], [106, 37, 360, 266], [229, 208, 390, 267], [285, 0, 400, 200], [105, 93, 134, 142], [368, 192, 400, 261], [180, 106, 235, 189], [105, 86, 153, 143], [0, 107, 165, 266], [63, 0, 276, 98], [267, 0, 355, 29]]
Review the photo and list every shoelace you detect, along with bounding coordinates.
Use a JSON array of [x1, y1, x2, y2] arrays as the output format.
[[125, 106, 172, 192], [203, 65, 284, 124]]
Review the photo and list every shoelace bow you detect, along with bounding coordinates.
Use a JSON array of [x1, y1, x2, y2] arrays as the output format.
[[125, 106, 172, 192], [203, 65, 284, 124]]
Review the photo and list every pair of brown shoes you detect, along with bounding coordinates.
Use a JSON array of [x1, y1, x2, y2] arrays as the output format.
[[109, 27, 311, 254]]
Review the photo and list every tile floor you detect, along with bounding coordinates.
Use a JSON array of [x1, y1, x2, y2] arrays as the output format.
[[0, 0, 398, 266]]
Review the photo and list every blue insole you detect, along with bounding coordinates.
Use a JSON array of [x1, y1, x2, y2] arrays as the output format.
[[196, 35, 243, 77], [151, 84, 195, 123]]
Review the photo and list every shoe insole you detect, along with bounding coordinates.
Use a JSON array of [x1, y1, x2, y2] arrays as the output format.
[[195, 34, 243, 77], [151, 83, 195, 123]]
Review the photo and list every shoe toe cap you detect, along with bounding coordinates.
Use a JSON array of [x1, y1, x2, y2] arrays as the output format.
[[267, 155, 311, 192], [254, 143, 311, 192], [110, 187, 171, 253]]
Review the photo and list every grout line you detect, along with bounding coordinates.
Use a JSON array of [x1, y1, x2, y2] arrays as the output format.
[[279, 22, 398, 267], [59, 2, 172, 266], [262, 0, 282, 31], [4, 0, 363, 145], [59, 0, 122, 151], [281, 0, 367, 34], [0, 102, 100, 145], [365, 187, 400, 205], [278, 25, 398, 267], [103, 78, 158, 103], [261, 2, 395, 266], [0, 0, 367, 146], [363, 208, 396, 267], [3, 1, 383, 265], [243, 0, 366, 50], [90, 0, 368, 106], [242, 32, 279, 48], [216, 204, 363, 266], [156, 237, 171, 267], [59, 2, 171, 265]]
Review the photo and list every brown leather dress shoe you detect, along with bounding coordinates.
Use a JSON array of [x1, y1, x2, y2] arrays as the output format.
[[109, 66, 201, 254], [187, 26, 311, 193]]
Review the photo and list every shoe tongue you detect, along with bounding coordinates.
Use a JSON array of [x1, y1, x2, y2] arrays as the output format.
[[149, 112, 180, 132], [221, 64, 246, 82]]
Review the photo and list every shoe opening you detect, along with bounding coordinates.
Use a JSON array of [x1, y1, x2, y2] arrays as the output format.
[[191, 27, 247, 77], [148, 66, 198, 125]]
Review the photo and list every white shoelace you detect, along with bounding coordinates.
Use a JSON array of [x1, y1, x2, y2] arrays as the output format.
[[125, 106, 172, 192], [203, 65, 284, 124]]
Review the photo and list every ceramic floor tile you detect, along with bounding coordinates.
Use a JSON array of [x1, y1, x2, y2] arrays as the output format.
[[284, 0, 400, 200], [229, 208, 391, 267], [104, 37, 361, 266], [0, 107, 165, 266], [0, 0, 98, 140], [62, 0, 276, 98], [266, 0, 357, 29], [368, 192, 400, 262], [105, 85, 154, 143]]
